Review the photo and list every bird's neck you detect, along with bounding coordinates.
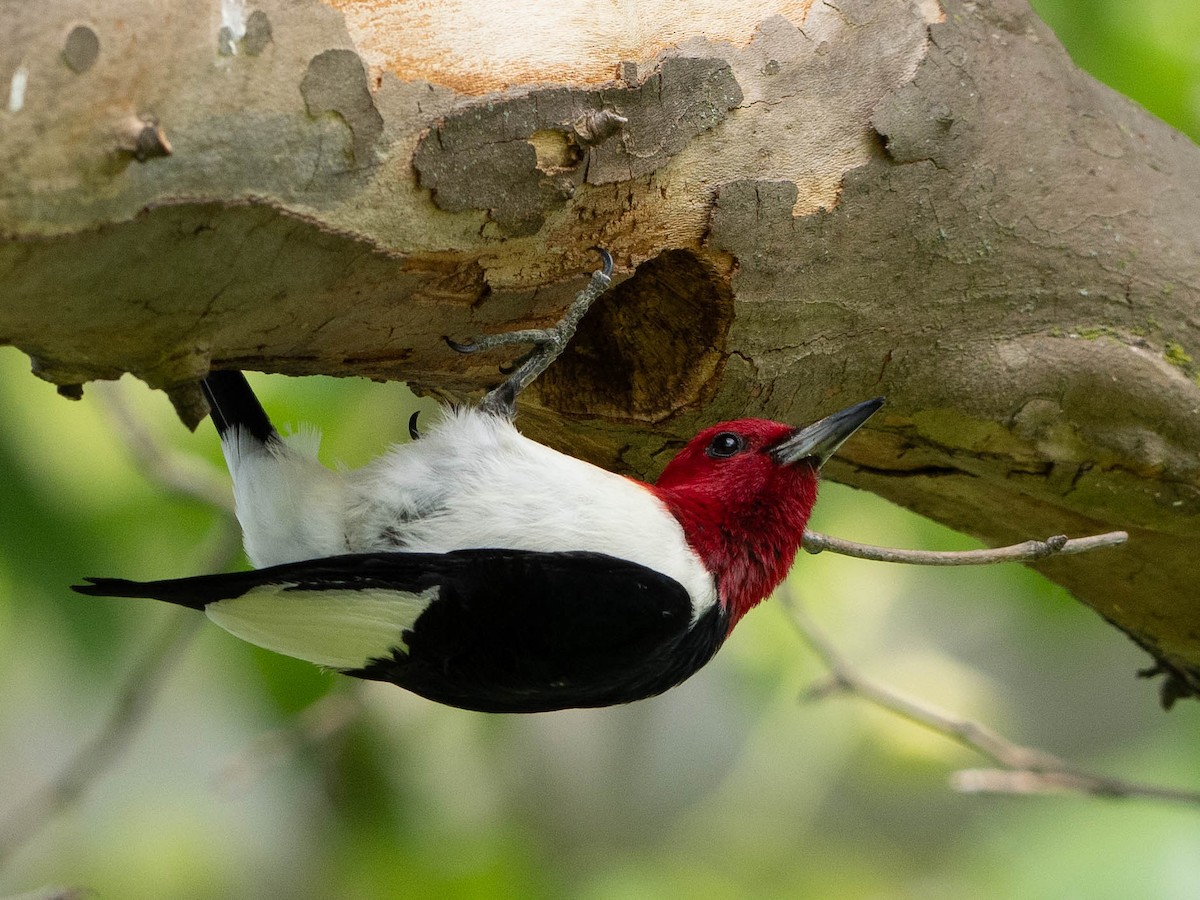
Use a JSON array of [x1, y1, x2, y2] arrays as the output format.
[[652, 485, 814, 631]]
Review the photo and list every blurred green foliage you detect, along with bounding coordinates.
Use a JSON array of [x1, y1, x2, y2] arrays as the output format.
[[1031, 0, 1200, 138], [3, 2, 1200, 897]]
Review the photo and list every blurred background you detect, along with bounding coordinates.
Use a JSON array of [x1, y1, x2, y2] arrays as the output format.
[[2, 1, 1199, 897]]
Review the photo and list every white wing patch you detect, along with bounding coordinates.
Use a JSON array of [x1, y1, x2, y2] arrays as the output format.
[[205, 585, 437, 670]]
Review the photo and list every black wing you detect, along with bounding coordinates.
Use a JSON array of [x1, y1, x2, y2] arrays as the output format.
[[75, 549, 727, 713]]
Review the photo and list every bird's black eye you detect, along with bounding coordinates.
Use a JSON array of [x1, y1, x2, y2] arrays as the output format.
[[706, 431, 745, 459]]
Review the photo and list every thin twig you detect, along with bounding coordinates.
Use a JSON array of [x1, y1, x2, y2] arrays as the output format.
[[950, 768, 1200, 803], [801, 529, 1128, 565], [0, 611, 204, 866], [0, 382, 241, 865], [780, 586, 1200, 805]]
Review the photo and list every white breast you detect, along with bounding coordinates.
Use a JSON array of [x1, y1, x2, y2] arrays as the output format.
[[222, 408, 717, 619], [347, 409, 717, 617]]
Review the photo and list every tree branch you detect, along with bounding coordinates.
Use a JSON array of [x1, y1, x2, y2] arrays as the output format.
[[950, 768, 1200, 803], [4, 0, 1200, 696], [801, 530, 1129, 566], [0, 611, 204, 866], [780, 587, 1200, 805], [0, 384, 240, 866]]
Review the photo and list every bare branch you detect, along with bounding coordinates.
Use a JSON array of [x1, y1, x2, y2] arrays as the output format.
[[801, 529, 1128, 566], [0, 383, 242, 865], [0, 611, 204, 866], [781, 586, 1200, 805], [951, 768, 1200, 803]]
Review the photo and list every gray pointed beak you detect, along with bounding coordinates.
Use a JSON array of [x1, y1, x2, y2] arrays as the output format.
[[770, 397, 884, 468]]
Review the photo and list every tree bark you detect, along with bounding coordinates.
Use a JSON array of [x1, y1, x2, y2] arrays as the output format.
[[2, 0, 1198, 703]]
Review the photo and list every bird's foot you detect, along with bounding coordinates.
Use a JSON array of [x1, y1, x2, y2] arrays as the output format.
[[446, 248, 614, 418]]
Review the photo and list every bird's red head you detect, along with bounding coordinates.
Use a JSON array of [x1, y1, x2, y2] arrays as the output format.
[[651, 399, 884, 631]]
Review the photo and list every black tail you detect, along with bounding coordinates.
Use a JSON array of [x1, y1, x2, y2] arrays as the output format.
[[72, 577, 212, 610], [201, 370, 277, 442], [72, 566, 269, 609]]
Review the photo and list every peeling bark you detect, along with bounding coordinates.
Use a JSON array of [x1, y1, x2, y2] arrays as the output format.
[[1, 0, 1198, 703]]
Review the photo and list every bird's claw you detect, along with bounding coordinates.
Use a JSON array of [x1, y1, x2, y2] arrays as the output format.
[[444, 336, 479, 355], [591, 246, 614, 279], [449, 248, 615, 419]]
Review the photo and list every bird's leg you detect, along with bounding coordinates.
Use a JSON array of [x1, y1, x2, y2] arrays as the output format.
[[447, 249, 614, 418]]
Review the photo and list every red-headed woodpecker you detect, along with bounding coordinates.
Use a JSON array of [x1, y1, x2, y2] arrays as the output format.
[[75, 251, 883, 713]]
